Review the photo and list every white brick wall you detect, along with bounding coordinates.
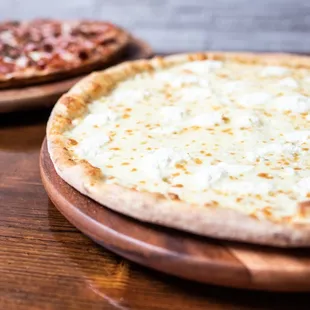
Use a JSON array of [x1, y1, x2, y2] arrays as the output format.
[[2, 0, 310, 53]]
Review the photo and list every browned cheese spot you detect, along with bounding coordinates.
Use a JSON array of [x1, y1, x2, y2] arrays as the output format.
[[257, 172, 273, 179], [68, 138, 78, 146], [222, 116, 230, 123], [194, 158, 203, 165], [174, 184, 184, 188]]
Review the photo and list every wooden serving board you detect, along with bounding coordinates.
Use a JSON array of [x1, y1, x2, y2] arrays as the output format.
[[0, 38, 152, 113], [40, 139, 310, 292]]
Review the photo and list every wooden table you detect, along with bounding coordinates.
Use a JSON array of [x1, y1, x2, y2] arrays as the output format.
[[1, 109, 310, 310]]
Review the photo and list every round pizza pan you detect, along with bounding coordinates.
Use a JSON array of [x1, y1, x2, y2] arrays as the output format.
[[40, 139, 310, 292], [0, 37, 153, 113]]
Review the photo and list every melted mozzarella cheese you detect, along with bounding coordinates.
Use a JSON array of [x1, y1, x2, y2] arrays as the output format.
[[186, 165, 228, 190], [222, 81, 249, 94], [141, 148, 190, 179], [233, 111, 262, 128], [0, 30, 17, 46], [177, 87, 212, 103], [66, 58, 310, 223], [29, 51, 48, 61], [260, 66, 290, 77], [179, 60, 223, 74], [216, 180, 274, 195], [285, 131, 310, 143], [83, 111, 118, 127], [15, 56, 28, 68], [278, 77, 299, 89], [185, 112, 223, 127], [74, 133, 110, 159], [274, 95, 310, 113], [160, 106, 187, 122], [237, 92, 272, 107], [156, 71, 208, 88], [294, 177, 310, 197]]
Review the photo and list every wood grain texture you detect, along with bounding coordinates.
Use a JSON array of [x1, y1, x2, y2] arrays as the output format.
[[0, 38, 152, 113], [39, 140, 310, 292], [1, 111, 310, 309]]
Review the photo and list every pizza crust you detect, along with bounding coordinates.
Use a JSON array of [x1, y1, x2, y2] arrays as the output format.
[[47, 52, 310, 247]]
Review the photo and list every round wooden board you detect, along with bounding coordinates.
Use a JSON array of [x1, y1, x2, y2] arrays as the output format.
[[40, 139, 310, 292], [0, 38, 152, 113]]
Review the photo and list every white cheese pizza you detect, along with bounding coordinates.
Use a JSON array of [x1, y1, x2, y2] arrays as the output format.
[[47, 52, 310, 247]]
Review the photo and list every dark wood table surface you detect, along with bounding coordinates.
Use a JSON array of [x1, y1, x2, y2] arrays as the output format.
[[1, 109, 310, 310]]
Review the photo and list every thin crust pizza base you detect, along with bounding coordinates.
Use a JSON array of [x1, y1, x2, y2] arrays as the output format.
[[47, 52, 310, 247]]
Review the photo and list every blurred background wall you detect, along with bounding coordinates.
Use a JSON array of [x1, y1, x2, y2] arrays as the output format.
[[1, 0, 310, 53]]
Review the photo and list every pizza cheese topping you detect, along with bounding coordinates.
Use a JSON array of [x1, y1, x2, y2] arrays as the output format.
[[65, 59, 310, 223]]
